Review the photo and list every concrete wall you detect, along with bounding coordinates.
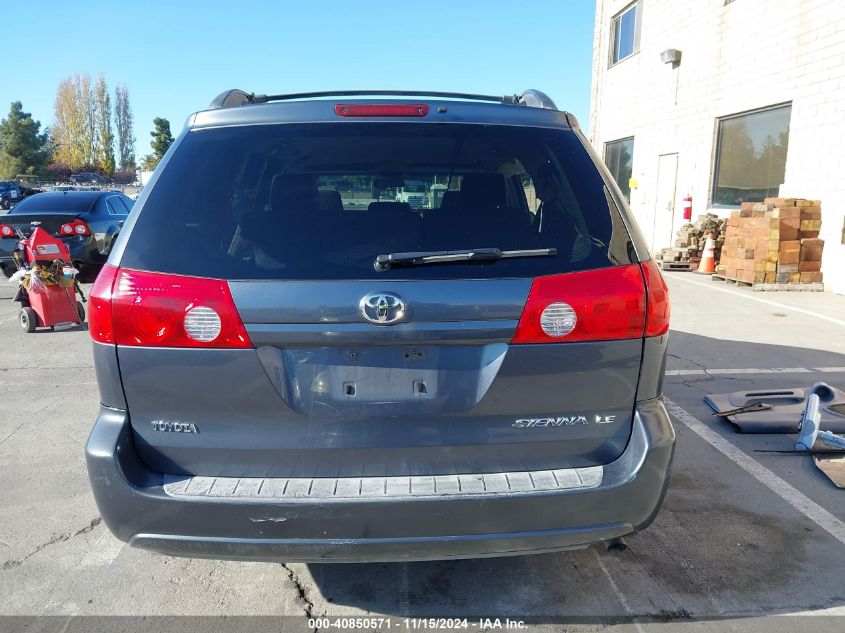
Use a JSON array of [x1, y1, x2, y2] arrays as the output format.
[[590, 0, 845, 293]]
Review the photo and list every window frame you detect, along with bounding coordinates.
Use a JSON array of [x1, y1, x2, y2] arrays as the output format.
[[609, 1, 641, 67], [105, 196, 125, 215], [710, 102, 792, 209], [603, 136, 635, 201]]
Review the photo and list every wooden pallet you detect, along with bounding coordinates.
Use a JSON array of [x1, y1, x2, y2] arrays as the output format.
[[711, 274, 824, 292], [657, 260, 694, 271]]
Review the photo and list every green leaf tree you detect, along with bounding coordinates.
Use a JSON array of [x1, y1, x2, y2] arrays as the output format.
[[52, 73, 97, 169], [150, 117, 174, 161], [94, 73, 116, 176], [0, 101, 49, 178], [139, 154, 159, 171], [114, 84, 135, 170]]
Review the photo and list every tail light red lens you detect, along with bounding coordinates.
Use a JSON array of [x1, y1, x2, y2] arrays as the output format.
[[88, 267, 252, 348], [0, 224, 14, 237], [335, 104, 429, 117], [88, 264, 119, 344], [642, 260, 671, 336], [60, 220, 90, 236], [511, 264, 649, 344]]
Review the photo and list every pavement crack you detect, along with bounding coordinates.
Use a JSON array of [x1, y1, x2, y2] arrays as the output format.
[[667, 352, 754, 390], [280, 563, 317, 628], [0, 393, 73, 446], [1, 516, 102, 571]]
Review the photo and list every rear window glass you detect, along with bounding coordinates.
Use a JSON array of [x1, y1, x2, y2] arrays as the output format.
[[11, 193, 98, 213], [122, 123, 634, 280]]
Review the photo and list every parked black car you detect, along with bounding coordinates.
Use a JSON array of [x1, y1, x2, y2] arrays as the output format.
[[0, 180, 21, 209], [0, 191, 133, 278], [70, 172, 108, 186]]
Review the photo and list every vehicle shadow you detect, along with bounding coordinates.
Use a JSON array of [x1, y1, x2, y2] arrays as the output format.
[[303, 330, 845, 622]]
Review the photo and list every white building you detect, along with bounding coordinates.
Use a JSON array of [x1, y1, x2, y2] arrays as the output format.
[[589, 0, 845, 293]]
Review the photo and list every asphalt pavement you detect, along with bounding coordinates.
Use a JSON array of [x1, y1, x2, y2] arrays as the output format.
[[1, 272, 844, 632]]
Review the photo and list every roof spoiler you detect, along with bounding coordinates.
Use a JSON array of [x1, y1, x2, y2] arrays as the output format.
[[208, 89, 561, 112]]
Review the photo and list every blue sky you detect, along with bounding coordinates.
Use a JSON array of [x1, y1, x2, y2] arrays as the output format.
[[1, 1, 596, 161]]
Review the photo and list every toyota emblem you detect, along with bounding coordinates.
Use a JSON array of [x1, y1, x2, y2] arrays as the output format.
[[359, 292, 406, 325]]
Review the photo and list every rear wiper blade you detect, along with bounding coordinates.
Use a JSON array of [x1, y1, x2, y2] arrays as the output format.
[[374, 247, 557, 271]]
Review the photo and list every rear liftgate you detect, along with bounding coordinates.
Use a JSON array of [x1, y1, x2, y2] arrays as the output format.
[[89, 261, 669, 480]]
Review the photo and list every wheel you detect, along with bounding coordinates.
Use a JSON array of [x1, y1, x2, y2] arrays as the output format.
[[1, 198, 10, 210], [19, 308, 37, 333], [76, 301, 85, 323]]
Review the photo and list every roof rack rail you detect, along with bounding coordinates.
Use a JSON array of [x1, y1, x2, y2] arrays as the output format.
[[208, 89, 558, 111]]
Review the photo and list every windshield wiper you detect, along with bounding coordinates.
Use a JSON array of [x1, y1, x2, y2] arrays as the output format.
[[374, 247, 557, 271]]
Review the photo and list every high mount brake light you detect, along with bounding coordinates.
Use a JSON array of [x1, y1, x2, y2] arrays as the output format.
[[88, 266, 252, 348], [334, 104, 429, 117], [60, 220, 91, 236], [511, 264, 650, 344]]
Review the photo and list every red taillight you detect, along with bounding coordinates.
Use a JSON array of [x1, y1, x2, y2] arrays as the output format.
[[334, 104, 429, 117], [108, 269, 251, 348], [642, 260, 671, 336], [0, 224, 14, 238], [88, 266, 252, 348], [59, 220, 90, 236], [89, 264, 119, 344], [511, 264, 647, 344]]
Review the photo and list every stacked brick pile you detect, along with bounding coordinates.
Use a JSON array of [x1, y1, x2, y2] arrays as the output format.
[[655, 214, 727, 266], [717, 198, 824, 285]]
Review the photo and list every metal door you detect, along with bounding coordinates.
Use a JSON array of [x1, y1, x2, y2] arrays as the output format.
[[652, 153, 678, 253]]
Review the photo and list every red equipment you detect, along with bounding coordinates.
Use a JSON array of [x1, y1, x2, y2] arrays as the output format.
[[682, 194, 692, 221], [13, 227, 85, 333]]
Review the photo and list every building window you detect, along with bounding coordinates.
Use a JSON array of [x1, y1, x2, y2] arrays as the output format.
[[712, 104, 792, 207], [604, 137, 634, 200], [610, 2, 640, 65]]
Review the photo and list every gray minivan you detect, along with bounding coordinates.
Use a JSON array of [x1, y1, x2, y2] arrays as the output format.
[[85, 89, 673, 562]]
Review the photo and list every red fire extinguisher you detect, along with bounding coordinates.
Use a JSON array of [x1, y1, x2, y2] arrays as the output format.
[[682, 194, 692, 221]]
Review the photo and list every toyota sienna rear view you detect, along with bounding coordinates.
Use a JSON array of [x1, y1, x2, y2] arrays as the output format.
[[85, 89, 673, 562]]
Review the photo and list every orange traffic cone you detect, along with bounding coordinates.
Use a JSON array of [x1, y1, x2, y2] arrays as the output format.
[[697, 234, 716, 274]]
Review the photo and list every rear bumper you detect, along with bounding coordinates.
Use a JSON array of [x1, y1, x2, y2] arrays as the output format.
[[85, 398, 674, 562]]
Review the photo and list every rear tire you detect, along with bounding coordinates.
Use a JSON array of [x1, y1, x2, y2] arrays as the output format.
[[76, 300, 85, 323], [19, 308, 37, 333], [77, 265, 100, 284]]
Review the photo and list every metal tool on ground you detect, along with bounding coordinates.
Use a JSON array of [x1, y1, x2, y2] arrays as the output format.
[[711, 402, 773, 417], [754, 449, 845, 455]]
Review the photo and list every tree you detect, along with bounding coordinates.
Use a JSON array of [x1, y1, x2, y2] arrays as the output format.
[[150, 117, 174, 160], [52, 73, 97, 169], [139, 154, 159, 171], [0, 101, 49, 178], [94, 73, 115, 176], [139, 117, 174, 171], [114, 84, 135, 170]]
